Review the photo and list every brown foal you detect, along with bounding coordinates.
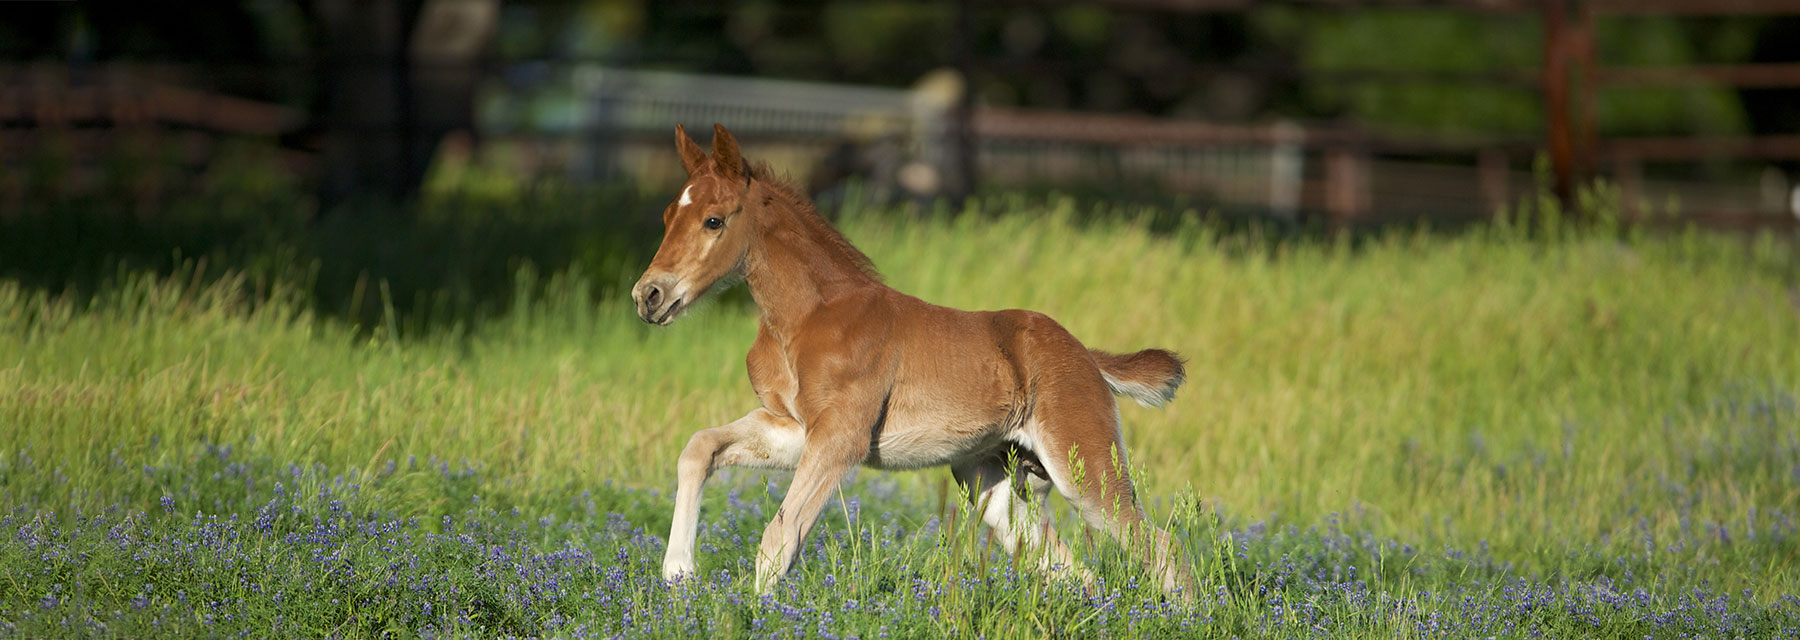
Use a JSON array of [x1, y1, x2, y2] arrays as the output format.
[[633, 124, 1197, 598]]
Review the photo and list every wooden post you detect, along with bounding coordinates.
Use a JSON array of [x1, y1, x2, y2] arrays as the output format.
[[1573, 1, 1598, 193], [1324, 147, 1370, 233], [1478, 148, 1511, 217], [1541, 0, 1577, 208]]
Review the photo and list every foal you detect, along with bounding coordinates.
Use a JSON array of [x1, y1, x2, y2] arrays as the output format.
[[633, 124, 1197, 598]]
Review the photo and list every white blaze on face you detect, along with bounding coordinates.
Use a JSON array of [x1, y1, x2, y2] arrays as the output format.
[[678, 185, 694, 208]]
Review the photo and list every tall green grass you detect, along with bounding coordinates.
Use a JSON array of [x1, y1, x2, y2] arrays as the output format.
[[2, 196, 1797, 602]]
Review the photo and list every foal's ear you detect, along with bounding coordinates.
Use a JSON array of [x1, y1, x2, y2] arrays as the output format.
[[674, 124, 707, 175], [711, 124, 744, 182]]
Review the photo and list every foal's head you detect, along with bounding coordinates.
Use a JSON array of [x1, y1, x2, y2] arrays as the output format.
[[633, 124, 755, 326]]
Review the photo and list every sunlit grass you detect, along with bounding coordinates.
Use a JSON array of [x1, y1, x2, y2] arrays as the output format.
[[1, 197, 1797, 637]]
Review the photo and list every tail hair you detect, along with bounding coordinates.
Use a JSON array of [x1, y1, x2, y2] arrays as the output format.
[[1090, 348, 1186, 408]]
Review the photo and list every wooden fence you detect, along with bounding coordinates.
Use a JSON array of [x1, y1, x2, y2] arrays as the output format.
[[985, 0, 1800, 231], [5, 1, 1800, 232]]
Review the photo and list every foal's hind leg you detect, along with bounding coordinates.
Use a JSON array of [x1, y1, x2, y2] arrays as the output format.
[[664, 409, 805, 581], [951, 446, 1090, 583], [1030, 407, 1199, 600]]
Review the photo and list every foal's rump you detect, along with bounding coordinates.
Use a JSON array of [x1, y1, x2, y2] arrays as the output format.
[[965, 304, 1186, 410]]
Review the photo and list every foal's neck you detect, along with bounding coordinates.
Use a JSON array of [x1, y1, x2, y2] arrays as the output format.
[[741, 182, 879, 334]]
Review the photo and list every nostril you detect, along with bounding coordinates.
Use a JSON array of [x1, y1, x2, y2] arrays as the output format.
[[645, 284, 663, 309]]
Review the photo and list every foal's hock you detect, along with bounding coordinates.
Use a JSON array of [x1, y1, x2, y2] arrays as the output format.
[[633, 123, 1198, 599]]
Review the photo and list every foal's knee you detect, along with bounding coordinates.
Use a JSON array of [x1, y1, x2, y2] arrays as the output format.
[[677, 432, 719, 479]]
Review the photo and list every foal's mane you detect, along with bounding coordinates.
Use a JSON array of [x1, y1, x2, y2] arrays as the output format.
[[744, 160, 881, 281]]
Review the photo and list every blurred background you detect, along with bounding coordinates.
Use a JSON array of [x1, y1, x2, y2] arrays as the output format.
[[4, 0, 1799, 324]]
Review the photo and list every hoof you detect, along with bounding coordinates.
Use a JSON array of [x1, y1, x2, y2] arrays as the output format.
[[662, 563, 697, 584]]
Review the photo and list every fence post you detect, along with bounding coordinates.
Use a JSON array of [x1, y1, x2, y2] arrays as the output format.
[[1269, 120, 1305, 222], [1541, 0, 1577, 209], [1479, 148, 1511, 217], [1574, 1, 1598, 196], [1324, 146, 1369, 233]]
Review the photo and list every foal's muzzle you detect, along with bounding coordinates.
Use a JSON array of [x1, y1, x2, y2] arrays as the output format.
[[632, 274, 687, 326]]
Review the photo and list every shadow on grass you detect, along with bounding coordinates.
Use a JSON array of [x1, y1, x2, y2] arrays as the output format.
[[6, 175, 1777, 338], [2, 177, 1332, 338], [0, 182, 678, 335]]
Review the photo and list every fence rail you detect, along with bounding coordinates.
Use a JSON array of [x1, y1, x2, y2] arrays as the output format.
[[5, 2, 1800, 232]]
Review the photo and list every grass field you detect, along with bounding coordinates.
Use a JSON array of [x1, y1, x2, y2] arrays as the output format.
[[2, 193, 1798, 638]]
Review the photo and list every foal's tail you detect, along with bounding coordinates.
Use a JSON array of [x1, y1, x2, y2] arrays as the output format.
[[1089, 348, 1186, 408]]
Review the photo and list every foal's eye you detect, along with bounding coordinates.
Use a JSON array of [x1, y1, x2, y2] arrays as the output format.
[[703, 217, 724, 230]]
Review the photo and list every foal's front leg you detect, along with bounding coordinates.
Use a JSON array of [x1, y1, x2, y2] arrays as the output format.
[[753, 419, 868, 594], [664, 408, 805, 581]]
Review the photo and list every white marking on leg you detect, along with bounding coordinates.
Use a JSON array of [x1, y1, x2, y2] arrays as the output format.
[[664, 430, 714, 581], [663, 409, 803, 582], [958, 454, 1091, 583], [1029, 425, 1194, 598], [978, 481, 1038, 556]]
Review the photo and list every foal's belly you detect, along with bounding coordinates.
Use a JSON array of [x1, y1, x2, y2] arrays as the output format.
[[865, 421, 1003, 470], [863, 384, 1021, 471], [860, 310, 1027, 471]]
